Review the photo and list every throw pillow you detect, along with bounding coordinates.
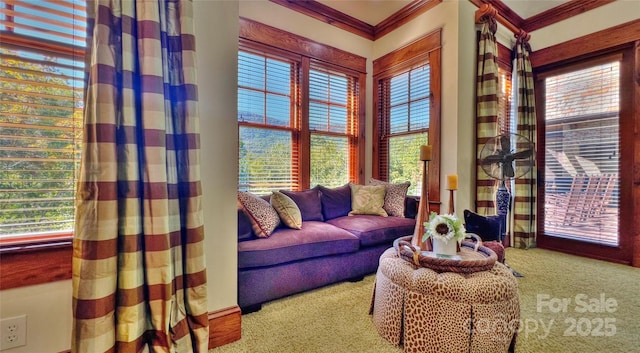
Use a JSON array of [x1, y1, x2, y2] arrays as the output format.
[[369, 178, 410, 217], [280, 189, 324, 222], [237, 191, 280, 237], [271, 191, 303, 229], [463, 209, 502, 242], [315, 183, 352, 220], [348, 183, 388, 217]]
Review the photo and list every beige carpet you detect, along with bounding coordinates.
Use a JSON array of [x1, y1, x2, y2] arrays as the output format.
[[210, 248, 640, 353]]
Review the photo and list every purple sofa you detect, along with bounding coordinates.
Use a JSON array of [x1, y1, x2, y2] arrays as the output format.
[[237, 185, 418, 313]]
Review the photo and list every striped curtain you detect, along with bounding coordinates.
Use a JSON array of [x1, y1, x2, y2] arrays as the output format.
[[475, 17, 499, 215], [512, 36, 537, 249], [72, 1, 209, 352]]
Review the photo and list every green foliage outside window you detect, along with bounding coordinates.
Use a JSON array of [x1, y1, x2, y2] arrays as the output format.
[[388, 133, 427, 195], [0, 49, 83, 237], [310, 135, 349, 188]]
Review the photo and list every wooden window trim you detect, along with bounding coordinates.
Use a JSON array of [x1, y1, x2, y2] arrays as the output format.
[[373, 29, 442, 207], [0, 236, 73, 290], [239, 17, 366, 74]]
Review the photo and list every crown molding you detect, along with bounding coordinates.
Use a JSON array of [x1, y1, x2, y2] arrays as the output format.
[[269, 0, 375, 40], [470, 0, 615, 36], [269, 0, 441, 41], [271, 0, 617, 42], [522, 0, 616, 33], [373, 0, 442, 40]]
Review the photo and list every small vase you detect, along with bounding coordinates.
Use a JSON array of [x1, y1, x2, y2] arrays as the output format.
[[432, 238, 458, 256]]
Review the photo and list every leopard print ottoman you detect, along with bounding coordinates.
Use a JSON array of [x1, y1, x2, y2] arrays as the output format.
[[370, 248, 520, 353]]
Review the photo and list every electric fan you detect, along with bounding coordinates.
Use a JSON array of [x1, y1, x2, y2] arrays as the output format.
[[479, 133, 535, 240]]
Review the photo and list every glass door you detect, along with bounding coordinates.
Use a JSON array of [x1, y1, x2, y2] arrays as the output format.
[[536, 51, 633, 263]]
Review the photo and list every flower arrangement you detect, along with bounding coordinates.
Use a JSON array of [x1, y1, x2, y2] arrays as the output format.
[[422, 212, 466, 244]]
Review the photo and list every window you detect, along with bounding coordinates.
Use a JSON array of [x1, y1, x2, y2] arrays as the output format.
[[238, 50, 299, 194], [238, 19, 365, 193], [542, 59, 620, 245], [309, 66, 359, 188], [373, 30, 441, 201], [377, 65, 430, 195], [0, 0, 86, 241], [497, 66, 512, 134]]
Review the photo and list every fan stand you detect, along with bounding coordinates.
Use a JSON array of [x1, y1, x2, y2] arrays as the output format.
[[495, 179, 524, 278], [495, 179, 510, 243]]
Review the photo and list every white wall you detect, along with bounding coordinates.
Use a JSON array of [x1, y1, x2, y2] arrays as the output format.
[[0, 281, 72, 353], [194, 0, 240, 312], [455, 0, 480, 216], [529, 1, 640, 51]]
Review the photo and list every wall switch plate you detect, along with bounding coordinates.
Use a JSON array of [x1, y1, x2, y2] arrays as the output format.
[[0, 315, 27, 350]]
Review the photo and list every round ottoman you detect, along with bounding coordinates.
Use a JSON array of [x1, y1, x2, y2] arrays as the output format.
[[370, 248, 519, 353]]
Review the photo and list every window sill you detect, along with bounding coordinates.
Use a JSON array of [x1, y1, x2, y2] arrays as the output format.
[[0, 236, 73, 290]]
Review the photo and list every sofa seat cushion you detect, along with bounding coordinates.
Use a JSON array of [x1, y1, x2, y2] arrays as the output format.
[[326, 215, 415, 247], [238, 221, 360, 269]]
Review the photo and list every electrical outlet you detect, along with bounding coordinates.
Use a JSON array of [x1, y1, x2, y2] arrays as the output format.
[[0, 315, 26, 350]]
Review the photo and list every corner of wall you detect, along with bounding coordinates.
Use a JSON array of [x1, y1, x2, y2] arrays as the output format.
[[193, 0, 240, 312]]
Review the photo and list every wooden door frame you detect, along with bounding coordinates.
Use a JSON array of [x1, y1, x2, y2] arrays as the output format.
[[531, 20, 640, 265]]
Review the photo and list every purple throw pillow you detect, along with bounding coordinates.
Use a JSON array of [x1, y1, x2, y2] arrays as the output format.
[[280, 189, 324, 222], [315, 184, 352, 220], [463, 209, 502, 242]]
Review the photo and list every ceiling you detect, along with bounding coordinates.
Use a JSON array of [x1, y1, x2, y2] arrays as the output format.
[[315, 0, 572, 26]]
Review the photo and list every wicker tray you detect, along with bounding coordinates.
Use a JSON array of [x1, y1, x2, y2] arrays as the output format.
[[393, 235, 497, 274]]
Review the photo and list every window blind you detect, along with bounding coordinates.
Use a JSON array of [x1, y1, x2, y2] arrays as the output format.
[[308, 66, 358, 187], [238, 50, 299, 194], [378, 64, 430, 195], [498, 66, 512, 134], [543, 61, 620, 245], [0, 0, 86, 238], [389, 66, 430, 133]]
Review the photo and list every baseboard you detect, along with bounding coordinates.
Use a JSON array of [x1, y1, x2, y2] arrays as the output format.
[[209, 305, 242, 349]]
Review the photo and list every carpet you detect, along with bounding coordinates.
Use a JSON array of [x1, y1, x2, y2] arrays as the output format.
[[210, 248, 640, 353]]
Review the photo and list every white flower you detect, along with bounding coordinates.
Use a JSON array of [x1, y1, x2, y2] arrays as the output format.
[[423, 212, 466, 244]]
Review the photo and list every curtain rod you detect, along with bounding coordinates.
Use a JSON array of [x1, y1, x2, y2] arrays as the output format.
[[474, 3, 530, 41]]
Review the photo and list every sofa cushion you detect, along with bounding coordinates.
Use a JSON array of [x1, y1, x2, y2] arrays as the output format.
[[281, 189, 324, 222], [238, 191, 280, 237], [237, 221, 360, 269], [463, 209, 502, 242], [369, 178, 411, 217], [349, 183, 388, 217], [315, 183, 352, 220], [271, 191, 302, 229], [327, 215, 415, 247]]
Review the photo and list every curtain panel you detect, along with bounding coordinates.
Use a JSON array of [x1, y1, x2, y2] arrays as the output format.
[[72, 1, 208, 352], [512, 37, 537, 249], [475, 17, 499, 216]]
